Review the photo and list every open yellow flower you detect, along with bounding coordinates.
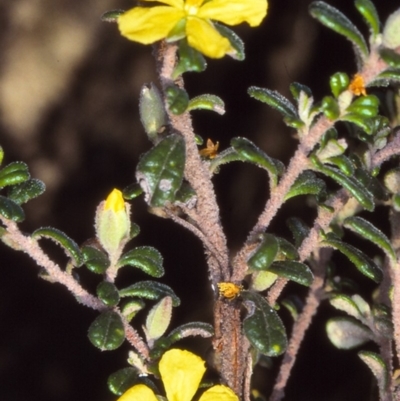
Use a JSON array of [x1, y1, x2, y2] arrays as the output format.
[[117, 348, 238, 401], [118, 0, 268, 58]]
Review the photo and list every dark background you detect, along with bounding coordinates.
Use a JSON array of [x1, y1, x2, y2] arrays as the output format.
[[0, 0, 397, 400]]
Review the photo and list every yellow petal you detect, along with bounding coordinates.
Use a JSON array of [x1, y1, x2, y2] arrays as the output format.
[[198, 0, 268, 27], [186, 17, 232, 58], [118, 7, 184, 44], [199, 385, 239, 401], [159, 349, 206, 401], [117, 384, 159, 401], [104, 189, 124, 212]]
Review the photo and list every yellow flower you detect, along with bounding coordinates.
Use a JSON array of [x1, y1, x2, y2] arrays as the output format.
[[349, 73, 367, 96], [199, 138, 219, 159], [117, 348, 238, 401], [118, 0, 268, 58], [105, 189, 125, 212]]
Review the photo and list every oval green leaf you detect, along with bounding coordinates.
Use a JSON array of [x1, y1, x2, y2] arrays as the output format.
[[344, 216, 395, 261], [97, 281, 120, 307], [32, 227, 82, 266], [108, 367, 139, 396], [247, 234, 279, 271], [268, 261, 313, 286], [286, 217, 310, 248], [0, 161, 30, 189], [188, 94, 225, 115], [136, 134, 185, 207], [165, 85, 189, 115], [118, 246, 164, 277], [123, 183, 144, 200], [309, 2, 369, 62], [119, 280, 180, 306], [330, 72, 350, 98], [7, 179, 45, 205], [285, 170, 326, 201], [0, 196, 25, 222], [82, 245, 109, 274], [248, 87, 297, 119], [358, 351, 388, 398], [242, 291, 287, 356], [326, 317, 372, 349], [214, 22, 245, 61], [88, 311, 125, 351], [354, 0, 380, 39]]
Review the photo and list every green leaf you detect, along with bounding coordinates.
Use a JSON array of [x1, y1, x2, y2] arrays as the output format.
[[101, 9, 124, 23], [97, 281, 120, 307], [330, 72, 350, 98], [248, 87, 297, 119], [354, 0, 380, 39], [118, 246, 164, 278], [119, 281, 180, 306], [309, 2, 369, 62], [242, 291, 287, 356], [167, 321, 214, 343], [0, 161, 30, 189], [136, 134, 185, 207], [344, 216, 396, 261], [268, 261, 313, 286], [326, 317, 372, 349], [0, 196, 25, 222], [321, 96, 340, 120], [358, 351, 389, 398], [139, 83, 167, 142], [145, 296, 172, 341], [285, 170, 326, 201], [322, 234, 383, 282], [379, 48, 400, 69], [326, 155, 355, 176], [251, 271, 278, 292], [32, 227, 82, 266], [230, 137, 284, 186], [214, 22, 245, 61], [372, 68, 400, 86], [7, 179, 45, 205], [289, 82, 313, 101], [188, 94, 225, 115], [286, 217, 310, 248], [247, 234, 279, 271], [311, 156, 374, 211], [130, 223, 141, 239], [108, 368, 138, 396], [121, 299, 145, 322], [88, 311, 125, 351], [123, 183, 144, 200], [81, 245, 109, 274], [346, 95, 379, 117], [341, 114, 376, 134], [329, 294, 365, 321], [165, 85, 189, 115], [276, 237, 299, 260], [173, 39, 207, 78]]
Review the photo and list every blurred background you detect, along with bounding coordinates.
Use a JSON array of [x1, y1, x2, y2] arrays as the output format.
[[0, 0, 397, 400]]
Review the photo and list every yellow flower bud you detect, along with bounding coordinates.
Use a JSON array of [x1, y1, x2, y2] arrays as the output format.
[[104, 189, 125, 212]]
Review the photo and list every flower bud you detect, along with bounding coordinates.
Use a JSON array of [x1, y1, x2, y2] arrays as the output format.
[[95, 189, 131, 262]]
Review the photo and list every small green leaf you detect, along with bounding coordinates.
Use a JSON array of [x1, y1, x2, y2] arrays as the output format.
[[165, 85, 189, 115], [101, 9, 124, 23], [322, 234, 383, 282], [97, 281, 120, 307], [136, 134, 185, 207], [248, 87, 297, 119], [285, 170, 326, 201], [358, 351, 389, 398], [330, 72, 350, 98], [289, 82, 313, 101], [372, 68, 400, 85], [214, 22, 245, 61], [309, 2, 369, 62], [7, 179, 45, 205], [130, 223, 141, 239], [268, 261, 313, 286], [0, 196, 25, 222], [32, 227, 82, 266], [379, 48, 400, 69], [121, 299, 145, 322], [247, 234, 279, 271], [344, 216, 396, 261], [88, 311, 125, 351], [286, 217, 310, 248], [139, 83, 167, 142], [242, 291, 287, 356], [251, 271, 278, 292], [123, 183, 144, 200], [311, 156, 374, 211], [329, 294, 364, 321], [167, 322, 214, 343], [119, 281, 180, 306], [276, 237, 299, 260], [188, 94, 225, 115], [145, 296, 172, 342], [354, 0, 380, 40], [82, 245, 109, 274], [108, 368, 138, 396], [346, 95, 379, 117], [341, 114, 376, 134], [173, 39, 207, 78], [0, 161, 30, 189], [118, 246, 164, 277], [326, 317, 372, 349], [326, 155, 354, 176], [321, 96, 340, 120], [231, 137, 284, 186]]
